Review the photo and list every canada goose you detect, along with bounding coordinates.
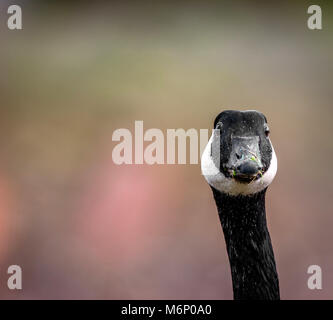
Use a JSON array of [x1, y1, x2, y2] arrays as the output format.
[[201, 110, 279, 300]]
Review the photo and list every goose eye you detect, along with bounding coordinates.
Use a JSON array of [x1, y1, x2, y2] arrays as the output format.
[[264, 124, 270, 136]]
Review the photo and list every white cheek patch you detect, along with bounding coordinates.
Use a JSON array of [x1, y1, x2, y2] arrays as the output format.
[[201, 133, 277, 196]]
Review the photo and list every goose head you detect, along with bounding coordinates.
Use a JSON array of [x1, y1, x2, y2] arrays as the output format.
[[201, 110, 277, 196]]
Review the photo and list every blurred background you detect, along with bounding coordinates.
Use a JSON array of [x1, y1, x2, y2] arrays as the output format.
[[0, 0, 332, 299]]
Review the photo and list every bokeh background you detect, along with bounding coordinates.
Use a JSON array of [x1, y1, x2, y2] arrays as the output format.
[[0, 0, 332, 299]]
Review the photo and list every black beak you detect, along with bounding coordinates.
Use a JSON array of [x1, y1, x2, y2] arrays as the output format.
[[234, 160, 262, 182], [227, 136, 263, 183]]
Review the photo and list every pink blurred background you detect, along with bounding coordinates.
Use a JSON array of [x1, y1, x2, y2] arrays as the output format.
[[0, 1, 332, 299]]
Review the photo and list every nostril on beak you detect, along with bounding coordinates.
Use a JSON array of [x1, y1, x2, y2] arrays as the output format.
[[237, 161, 259, 176]]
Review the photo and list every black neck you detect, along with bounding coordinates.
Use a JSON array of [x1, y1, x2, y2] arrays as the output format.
[[212, 188, 280, 300]]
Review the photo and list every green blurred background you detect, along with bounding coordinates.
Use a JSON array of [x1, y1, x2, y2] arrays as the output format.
[[0, 0, 332, 299]]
